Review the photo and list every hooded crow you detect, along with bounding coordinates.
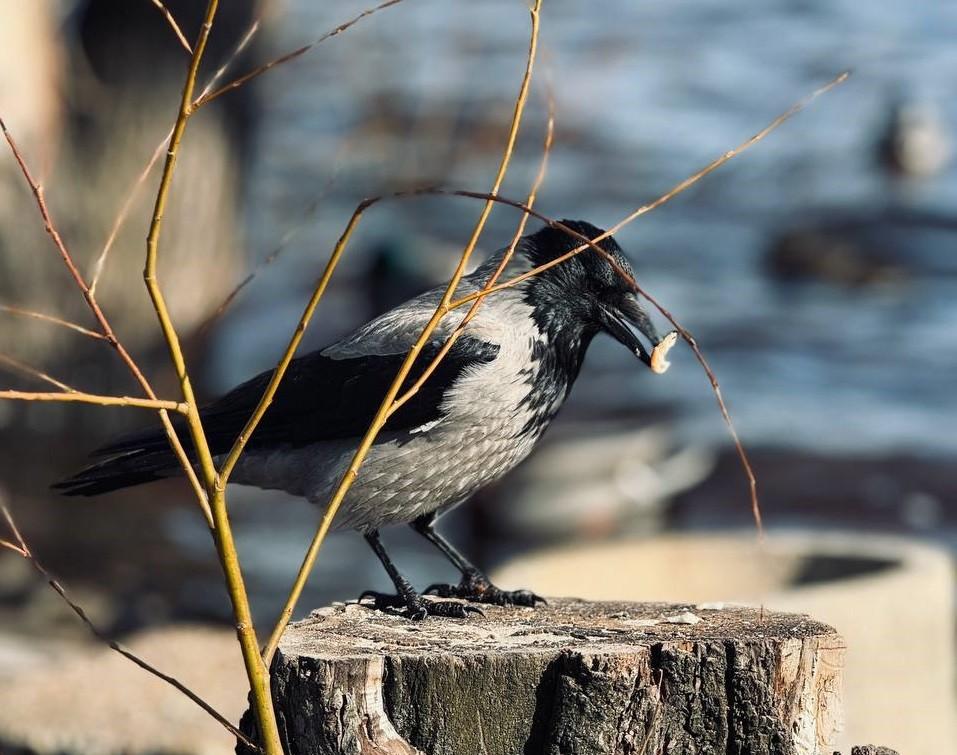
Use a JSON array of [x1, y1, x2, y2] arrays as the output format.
[[55, 220, 674, 619]]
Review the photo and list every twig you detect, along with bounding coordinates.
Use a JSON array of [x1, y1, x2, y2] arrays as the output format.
[[89, 134, 169, 293], [0, 500, 261, 753], [0, 115, 210, 522], [0, 390, 187, 412], [92, 0, 384, 290], [260, 70, 848, 638], [392, 90, 556, 414], [0, 355, 77, 393], [388, 71, 848, 533], [198, 155, 345, 334], [90, 15, 262, 292], [0, 304, 106, 340], [148, 0, 193, 55], [260, 0, 544, 665], [442, 74, 852, 531], [194, 0, 406, 110], [198, 19, 261, 101], [141, 2, 283, 751], [215, 212, 364, 487], [448, 74, 851, 308]]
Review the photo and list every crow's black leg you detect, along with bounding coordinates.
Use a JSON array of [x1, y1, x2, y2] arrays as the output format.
[[411, 512, 545, 608], [359, 530, 482, 620]]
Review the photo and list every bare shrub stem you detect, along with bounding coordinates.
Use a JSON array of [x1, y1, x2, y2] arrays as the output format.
[[0, 304, 106, 340], [0, 355, 78, 393], [141, 2, 283, 750], [258, 69, 847, 658], [260, 0, 544, 665], [0, 499, 260, 752], [0, 116, 209, 519], [0, 390, 186, 412], [149, 0, 193, 54], [194, 0, 407, 110], [90, 12, 263, 291], [392, 97, 556, 415]]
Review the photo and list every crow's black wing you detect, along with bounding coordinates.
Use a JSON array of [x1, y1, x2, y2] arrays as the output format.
[[198, 335, 498, 452], [55, 336, 499, 495]]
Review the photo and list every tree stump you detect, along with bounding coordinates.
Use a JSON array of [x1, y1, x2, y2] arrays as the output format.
[[239, 599, 844, 755]]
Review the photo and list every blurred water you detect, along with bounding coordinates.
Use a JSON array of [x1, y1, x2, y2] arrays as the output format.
[[219, 0, 957, 459]]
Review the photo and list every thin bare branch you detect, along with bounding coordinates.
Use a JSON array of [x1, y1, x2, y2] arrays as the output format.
[[0, 390, 187, 412], [261, 0, 544, 665], [0, 115, 210, 522], [197, 18, 261, 101], [393, 92, 556, 414], [0, 500, 260, 752], [90, 15, 262, 291], [444, 72, 849, 532], [199, 158, 344, 334], [0, 538, 27, 557], [258, 70, 847, 604], [89, 134, 169, 293], [0, 304, 106, 340], [215, 209, 364, 486], [149, 0, 193, 54], [1, 504, 25, 550], [448, 74, 851, 308], [92, 0, 375, 289], [0, 354, 77, 392], [194, 0, 406, 110], [141, 1, 282, 749]]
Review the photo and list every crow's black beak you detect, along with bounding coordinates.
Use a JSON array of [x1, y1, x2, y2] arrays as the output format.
[[601, 294, 676, 374]]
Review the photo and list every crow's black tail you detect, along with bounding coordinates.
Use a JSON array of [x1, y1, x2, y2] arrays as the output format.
[[53, 423, 189, 497]]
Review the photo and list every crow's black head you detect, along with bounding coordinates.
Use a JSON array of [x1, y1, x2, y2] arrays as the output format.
[[519, 220, 665, 370]]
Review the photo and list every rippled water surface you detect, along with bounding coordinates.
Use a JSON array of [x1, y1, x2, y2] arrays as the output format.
[[217, 0, 957, 459]]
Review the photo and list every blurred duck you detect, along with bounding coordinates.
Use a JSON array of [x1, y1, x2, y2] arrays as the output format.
[[876, 99, 952, 179], [767, 95, 956, 287]]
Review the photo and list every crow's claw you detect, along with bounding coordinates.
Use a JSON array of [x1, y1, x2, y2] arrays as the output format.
[[426, 600, 485, 619], [357, 590, 411, 612], [357, 591, 482, 620], [425, 572, 546, 608]]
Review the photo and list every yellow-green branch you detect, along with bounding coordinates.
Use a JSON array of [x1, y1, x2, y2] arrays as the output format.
[[140, 1, 282, 751], [0, 114, 208, 520], [257, 68, 847, 659], [261, 0, 544, 666], [392, 99, 555, 415]]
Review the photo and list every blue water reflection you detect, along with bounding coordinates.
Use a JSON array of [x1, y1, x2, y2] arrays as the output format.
[[216, 0, 957, 456]]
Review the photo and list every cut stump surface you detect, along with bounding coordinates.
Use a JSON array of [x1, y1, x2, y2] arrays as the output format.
[[240, 599, 844, 755]]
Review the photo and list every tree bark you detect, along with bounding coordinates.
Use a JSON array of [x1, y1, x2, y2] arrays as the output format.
[[239, 599, 845, 755]]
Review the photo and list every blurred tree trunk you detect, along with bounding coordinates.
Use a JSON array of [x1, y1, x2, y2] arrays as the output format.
[[0, 0, 266, 492]]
